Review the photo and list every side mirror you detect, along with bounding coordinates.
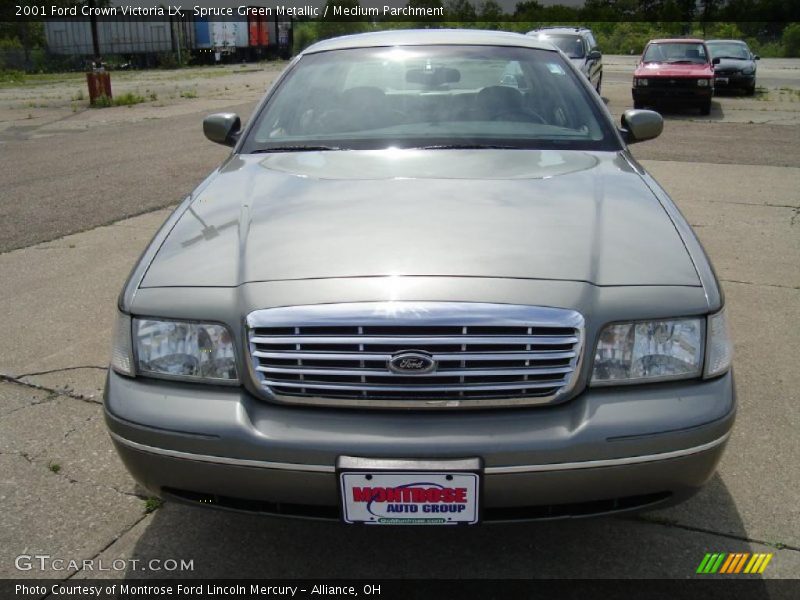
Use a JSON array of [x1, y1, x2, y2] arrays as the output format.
[[203, 113, 241, 147], [712, 57, 721, 65], [754, 54, 760, 60], [588, 49, 602, 61], [620, 109, 663, 144]]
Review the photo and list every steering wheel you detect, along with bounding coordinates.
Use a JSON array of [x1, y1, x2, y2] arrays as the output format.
[[315, 108, 355, 132]]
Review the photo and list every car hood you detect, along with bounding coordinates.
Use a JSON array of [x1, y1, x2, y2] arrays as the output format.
[[141, 150, 700, 288], [635, 62, 713, 77], [713, 58, 753, 71]]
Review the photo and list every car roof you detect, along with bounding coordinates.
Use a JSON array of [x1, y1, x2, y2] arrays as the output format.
[[301, 29, 558, 55], [648, 38, 706, 44], [706, 39, 747, 44], [528, 27, 589, 36]]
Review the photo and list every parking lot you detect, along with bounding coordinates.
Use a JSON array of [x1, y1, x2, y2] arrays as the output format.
[[0, 56, 798, 580]]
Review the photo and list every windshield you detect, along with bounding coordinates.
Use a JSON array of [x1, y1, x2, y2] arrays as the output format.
[[539, 34, 585, 59], [707, 42, 750, 60], [643, 42, 709, 64], [242, 45, 616, 153]]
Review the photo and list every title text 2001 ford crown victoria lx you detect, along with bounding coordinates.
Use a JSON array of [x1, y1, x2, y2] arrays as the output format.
[[106, 30, 734, 525]]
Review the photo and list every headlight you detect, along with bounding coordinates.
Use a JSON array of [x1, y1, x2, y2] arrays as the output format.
[[704, 309, 733, 378], [635, 78, 648, 87], [697, 78, 710, 87], [742, 66, 755, 75], [129, 318, 238, 382], [591, 318, 703, 385]]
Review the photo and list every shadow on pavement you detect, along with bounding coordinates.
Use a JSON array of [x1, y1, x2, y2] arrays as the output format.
[[651, 102, 725, 121], [122, 473, 766, 580]]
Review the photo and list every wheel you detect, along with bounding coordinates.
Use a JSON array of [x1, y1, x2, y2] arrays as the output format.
[[744, 84, 756, 96], [700, 100, 712, 116]]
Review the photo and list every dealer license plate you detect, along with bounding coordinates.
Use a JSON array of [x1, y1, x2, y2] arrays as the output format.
[[716, 77, 729, 85], [340, 471, 479, 525]]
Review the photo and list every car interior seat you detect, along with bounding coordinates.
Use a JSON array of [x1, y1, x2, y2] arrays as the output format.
[[475, 85, 524, 119]]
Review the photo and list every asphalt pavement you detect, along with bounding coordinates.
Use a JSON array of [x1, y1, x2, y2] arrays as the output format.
[[0, 57, 798, 582]]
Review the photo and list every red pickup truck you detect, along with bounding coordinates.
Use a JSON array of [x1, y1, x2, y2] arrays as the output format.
[[632, 39, 715, 115]]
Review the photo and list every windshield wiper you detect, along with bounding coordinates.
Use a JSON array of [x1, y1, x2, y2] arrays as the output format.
[[665, 60, 700, 64], [250, 145, 342, 153]]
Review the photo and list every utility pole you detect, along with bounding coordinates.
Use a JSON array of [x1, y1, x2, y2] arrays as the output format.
[[88, 0, 100, 60]]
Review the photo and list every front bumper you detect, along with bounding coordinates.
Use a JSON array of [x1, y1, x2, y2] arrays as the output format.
[[105, 369, 735, 521], [714, 73, 755, 89], [633, 86, 713, 104]]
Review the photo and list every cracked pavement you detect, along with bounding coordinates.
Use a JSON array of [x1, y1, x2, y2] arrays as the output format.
[[0, 59, 798, 581]]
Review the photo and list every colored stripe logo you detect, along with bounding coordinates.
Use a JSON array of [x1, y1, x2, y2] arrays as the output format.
[[697, 552, 773, 574]]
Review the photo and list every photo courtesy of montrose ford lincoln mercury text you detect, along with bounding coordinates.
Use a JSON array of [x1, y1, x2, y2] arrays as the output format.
[[105, 29, 735, 525]]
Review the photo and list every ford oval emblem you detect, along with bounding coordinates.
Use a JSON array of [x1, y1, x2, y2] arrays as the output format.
[[388, 352, 436, 375]]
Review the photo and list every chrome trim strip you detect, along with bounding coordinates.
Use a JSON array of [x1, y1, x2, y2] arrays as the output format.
[[110, 431, 730, 476], [338, 456, 482, 471], [250, 334, 577, 345], [484, 432, 731, 474], [257, 365, 574, 377], [108, 432, 335, 473], [261, 379, 568, 392], [253, 350, 578, 361], [246, 302, 584, 328]]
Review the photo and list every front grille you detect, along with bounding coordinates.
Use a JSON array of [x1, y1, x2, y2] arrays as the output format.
[[246, 302, 584, 409], [648, 78, 699, 89]]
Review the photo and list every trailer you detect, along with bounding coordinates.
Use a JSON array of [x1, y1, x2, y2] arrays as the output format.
[[45, 19, 177, 56], [44, 9, 292, 67]]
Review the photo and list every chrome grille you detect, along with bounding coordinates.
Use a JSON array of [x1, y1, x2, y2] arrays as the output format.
[[246, 302, 584, 408]]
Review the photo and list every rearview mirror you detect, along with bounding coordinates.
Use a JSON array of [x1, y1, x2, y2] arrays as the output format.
[[406, 67, 461, 87], [712, 57, 721, 65], [203, 113, 241, 147], [754, 54, 760, 60], [620, 109, 663, 144], [588, 50, 602, 61]]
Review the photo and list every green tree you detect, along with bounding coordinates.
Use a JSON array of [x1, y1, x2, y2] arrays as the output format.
[[514, 1, 543, 20], [404, 0, 445, 28], [782, 22, 800, 57], [446, 0, 477, 22], [478, 0, 504, 21], [316, 0, 370, 41]]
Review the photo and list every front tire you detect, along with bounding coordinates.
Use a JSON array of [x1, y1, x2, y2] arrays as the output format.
[[700, 100, 712, 116], [745, 83, 756, 96]]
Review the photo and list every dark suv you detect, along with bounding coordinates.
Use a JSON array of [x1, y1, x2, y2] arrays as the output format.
[[527, 27, 603, 93]]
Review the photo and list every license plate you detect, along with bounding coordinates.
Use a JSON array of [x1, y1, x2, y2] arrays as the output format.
[[716, 77, 729, 84], [340, 471, 479, 525]]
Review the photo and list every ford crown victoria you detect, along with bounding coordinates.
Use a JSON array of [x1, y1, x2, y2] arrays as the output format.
[[106, 30, 735, 525]]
